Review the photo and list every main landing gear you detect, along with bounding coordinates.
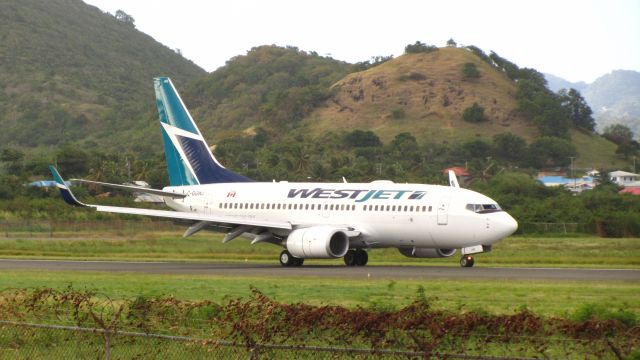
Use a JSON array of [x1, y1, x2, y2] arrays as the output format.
[[279, 250, 304, 267], [344, 249, 368, 266], [460, 255, 475, 268]]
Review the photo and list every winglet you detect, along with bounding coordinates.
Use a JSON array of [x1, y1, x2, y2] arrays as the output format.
[[448, 170, 460, 188], [49, 166, 88, 207]]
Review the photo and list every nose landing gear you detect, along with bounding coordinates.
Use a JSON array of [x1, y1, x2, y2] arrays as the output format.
[[460, 255, 475, 268]]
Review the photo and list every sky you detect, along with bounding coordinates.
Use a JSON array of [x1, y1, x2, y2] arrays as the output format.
[[84, 0, 639, 83]]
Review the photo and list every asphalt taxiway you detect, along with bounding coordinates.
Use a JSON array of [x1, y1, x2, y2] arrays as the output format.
[[0, 259, 638, 281]]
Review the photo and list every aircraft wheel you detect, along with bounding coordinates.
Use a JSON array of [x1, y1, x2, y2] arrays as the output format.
[[280, 250, 295, 267], [460, 255, 475, 268], [343, 250, 357, 266], [354, 249, 368, 266], [293, 257, 304, 267]]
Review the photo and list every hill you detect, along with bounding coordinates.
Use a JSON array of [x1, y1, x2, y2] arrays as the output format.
[[294, 47, 623, 168], [0, 0, 205, 150], [181, 45, 354, 142], [545, 70, 640, 139], [303, 47, 537, 143]]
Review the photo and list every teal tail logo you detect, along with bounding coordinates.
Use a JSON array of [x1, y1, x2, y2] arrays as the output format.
[[154, 77, 251, 186]]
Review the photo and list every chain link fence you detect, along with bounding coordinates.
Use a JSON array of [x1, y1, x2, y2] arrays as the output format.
[[0, 321, 563, 360]]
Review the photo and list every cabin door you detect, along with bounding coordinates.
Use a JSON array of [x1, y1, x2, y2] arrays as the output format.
[[437, 197, 450, 225]]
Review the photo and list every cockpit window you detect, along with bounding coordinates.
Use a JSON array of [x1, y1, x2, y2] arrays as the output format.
[[465, 203, 502, 214]]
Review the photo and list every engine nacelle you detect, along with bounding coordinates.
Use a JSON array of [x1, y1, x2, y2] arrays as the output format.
[[398, 247, 457, 258], [286, 226, 350, 259]]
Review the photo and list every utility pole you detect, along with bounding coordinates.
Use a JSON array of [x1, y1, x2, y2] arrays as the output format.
[[569, 156, 576, 190]]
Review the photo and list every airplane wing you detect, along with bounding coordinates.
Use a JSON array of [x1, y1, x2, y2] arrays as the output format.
[[71, 179, 186, 199], [49, 166, 292, 231]]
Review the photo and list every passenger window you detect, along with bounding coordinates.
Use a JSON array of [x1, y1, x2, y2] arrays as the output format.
[[404, 206, 408, 211], [429, 206, 432, 212]]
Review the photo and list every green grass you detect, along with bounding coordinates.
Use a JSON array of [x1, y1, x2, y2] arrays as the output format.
[[0, 270, 637, 318], [0, 233, 638, 268]]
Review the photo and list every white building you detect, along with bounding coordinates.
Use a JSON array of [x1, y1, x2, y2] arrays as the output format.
[[609, 171, 640, 186]]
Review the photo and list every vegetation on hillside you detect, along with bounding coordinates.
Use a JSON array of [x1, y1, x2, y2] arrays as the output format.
[[182, 45, 354, 136], [0, 0, 204, 150]]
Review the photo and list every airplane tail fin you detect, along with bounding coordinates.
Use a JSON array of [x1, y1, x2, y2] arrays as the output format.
[[153, 77, 252, 186]]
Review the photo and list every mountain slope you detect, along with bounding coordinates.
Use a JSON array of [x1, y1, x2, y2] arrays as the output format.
[[545, 71, 640, 139], [304, 48, 536, 143], [0, 0, 205, 149], [182, 45, 354, 141], [584, 70, 640, 137]]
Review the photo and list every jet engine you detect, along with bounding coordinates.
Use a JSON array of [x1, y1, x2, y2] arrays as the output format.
[[398, 247, 457, 258], [286, 226, 350, 259]]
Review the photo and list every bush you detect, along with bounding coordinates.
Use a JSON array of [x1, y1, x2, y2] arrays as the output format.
[[462, 103, 486, 122], [571, 303, 637, 327], [462, 63, 480, 79], [391, 108, 406, 119], [404, 41, 438, 54]]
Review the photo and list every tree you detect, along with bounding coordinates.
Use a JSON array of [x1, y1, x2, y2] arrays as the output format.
[[462, 103, 486, 122], [446, 38, 457, 47], [405, 41, 438, 54], [493, 133, 527, 164], [114, 10, 135, 27], [461, 62, 480, 79], [603, 124, 639, 159], [462, 140, 492, 159], [603, 124, 634, 145], [344, 130, 382, 148], [56, 145, 90, 177], [527, 137, 577, 168], [559, 88, 595, 131], [1, 148, 25, 175]]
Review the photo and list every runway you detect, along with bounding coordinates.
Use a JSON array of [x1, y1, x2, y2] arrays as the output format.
[[0, 259, 638, 281]]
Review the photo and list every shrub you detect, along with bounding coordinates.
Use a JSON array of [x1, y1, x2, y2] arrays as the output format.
[[462, 62, 480, 79], [391, 108, 406, 119], [462, 103, 486, 122], [405, 41, 438, 54]]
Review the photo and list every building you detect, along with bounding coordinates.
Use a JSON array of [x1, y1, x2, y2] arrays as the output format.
[[537, 174, 596, 193], [609, 171, 640, 186]]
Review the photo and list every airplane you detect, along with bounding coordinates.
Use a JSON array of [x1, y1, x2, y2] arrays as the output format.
[[50, 77, 518, 268]]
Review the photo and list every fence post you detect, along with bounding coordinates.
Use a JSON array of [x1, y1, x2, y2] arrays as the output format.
[[250, 344, 260, 360], [104, 329, 111, 360]]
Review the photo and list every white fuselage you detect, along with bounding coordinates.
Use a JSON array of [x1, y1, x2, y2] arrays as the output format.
[[162, 181, 517, 250]]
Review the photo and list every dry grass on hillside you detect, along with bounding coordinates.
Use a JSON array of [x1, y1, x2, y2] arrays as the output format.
[[304, 47, 538, 143]]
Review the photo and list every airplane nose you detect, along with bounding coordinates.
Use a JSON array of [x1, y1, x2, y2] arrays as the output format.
[[495, 212, 518, 238]]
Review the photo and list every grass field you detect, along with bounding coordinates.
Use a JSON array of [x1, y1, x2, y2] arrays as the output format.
[[0, 232, 638, 268], [0, 231, 638, 358], [0, 232, 638, 316], [0, 270, 637, 318]]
